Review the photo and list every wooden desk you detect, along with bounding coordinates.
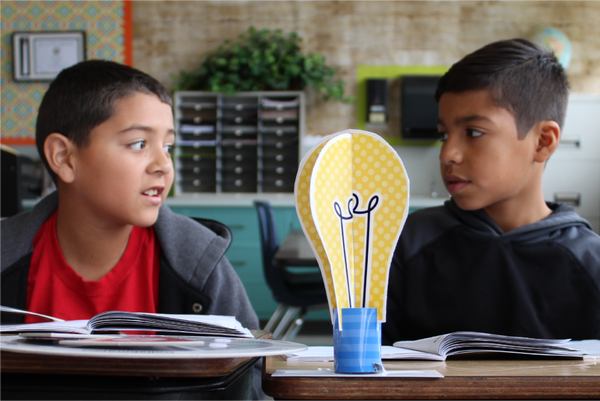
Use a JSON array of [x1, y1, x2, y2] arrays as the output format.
[[1, 331, 271, 400], [274, 229, 319, 267], [262, 356, 600, 399]]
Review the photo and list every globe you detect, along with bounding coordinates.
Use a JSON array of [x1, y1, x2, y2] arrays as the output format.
[[526, 25, 572, 69]]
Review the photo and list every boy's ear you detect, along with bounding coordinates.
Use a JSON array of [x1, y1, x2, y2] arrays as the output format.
[[44, 133, 77, 183], [533, 121, 560, 163]]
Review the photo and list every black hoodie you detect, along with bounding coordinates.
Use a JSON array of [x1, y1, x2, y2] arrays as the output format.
[[382, 199, 600, 344]]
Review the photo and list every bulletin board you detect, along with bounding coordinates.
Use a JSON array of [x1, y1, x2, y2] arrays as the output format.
[[0, 1, 132, 146]]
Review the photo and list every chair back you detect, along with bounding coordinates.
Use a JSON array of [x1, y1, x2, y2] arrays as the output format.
[[254, 200, 297, 304], [254, 200, 279, 262], [254, 200, 329, 309]]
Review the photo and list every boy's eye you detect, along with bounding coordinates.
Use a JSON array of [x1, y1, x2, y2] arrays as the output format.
[[130, 140, 145, 150], [438, 132, 448, 142], [467, 129, 483, 138], [164, 144, 174, 154]]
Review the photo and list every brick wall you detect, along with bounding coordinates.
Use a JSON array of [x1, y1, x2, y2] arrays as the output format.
[[133, 1, 600, 137]]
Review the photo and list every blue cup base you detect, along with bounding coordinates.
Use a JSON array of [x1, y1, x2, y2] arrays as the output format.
[[333, 308, 383, 373]]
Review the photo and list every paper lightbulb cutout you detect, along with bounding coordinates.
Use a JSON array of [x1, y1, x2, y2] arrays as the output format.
[[294, 129, 409, 325]]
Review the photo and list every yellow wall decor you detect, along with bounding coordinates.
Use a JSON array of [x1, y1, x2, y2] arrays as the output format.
[[356, 65, 449, 147], [295, 129, 409, 325]]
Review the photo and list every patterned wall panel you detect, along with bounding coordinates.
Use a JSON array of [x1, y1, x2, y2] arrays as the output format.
[[1, 1, 129, 145]]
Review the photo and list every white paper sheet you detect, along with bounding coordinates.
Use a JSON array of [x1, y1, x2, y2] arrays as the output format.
[[272, 368, 443, 378]]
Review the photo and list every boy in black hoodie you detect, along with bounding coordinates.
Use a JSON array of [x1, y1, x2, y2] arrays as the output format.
[[383, 39, 600, 343]]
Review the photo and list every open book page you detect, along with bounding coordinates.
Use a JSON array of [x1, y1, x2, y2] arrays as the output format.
[[0, 305, 64, 322], [567, 340, 600, 358], [393, 331, 583, 358], [88, 312, 252, 338], [393, 334, 452, 356], [284, 345, 444, 362], [0, 320, 89, 334], [0, 308, 252, 338]]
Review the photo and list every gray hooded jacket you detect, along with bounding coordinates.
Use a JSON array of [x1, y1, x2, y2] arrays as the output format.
[[1, 191, 264, 399]]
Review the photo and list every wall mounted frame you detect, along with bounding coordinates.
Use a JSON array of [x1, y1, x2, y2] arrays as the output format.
[[12, 31, 86, 81]]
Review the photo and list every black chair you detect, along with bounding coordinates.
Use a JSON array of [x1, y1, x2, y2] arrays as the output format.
[[254, 200, 328, 340], [1, 147, 22, 218]]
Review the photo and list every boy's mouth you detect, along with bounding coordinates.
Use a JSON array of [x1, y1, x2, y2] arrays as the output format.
[[143, 187, 163, 197], [444, 175, 470, 193]]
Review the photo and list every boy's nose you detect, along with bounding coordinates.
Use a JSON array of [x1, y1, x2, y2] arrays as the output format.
[[439, 134, 463, 165], [149, 147, 173, 175]]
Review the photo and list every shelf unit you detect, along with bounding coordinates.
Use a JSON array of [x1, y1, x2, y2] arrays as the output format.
[[173, 91, 305, 195]]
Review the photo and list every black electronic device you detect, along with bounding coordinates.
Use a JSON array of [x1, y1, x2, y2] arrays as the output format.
[[366, 79, 388, 124], [400, 75, 441, 140], [1, 148, 22, 217]]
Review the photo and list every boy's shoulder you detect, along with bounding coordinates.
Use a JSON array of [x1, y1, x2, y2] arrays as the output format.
[[1, 192, 58, 271], [399, 202, 461, 256], [153, 205, 233, 281], [400, 199, 600, 263], [154, 205, 231, 245], [406, 199, 597, 237]]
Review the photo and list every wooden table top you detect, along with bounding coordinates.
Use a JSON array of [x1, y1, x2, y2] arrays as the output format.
[[1, 330, 271, 378], [274, 229, 319, 267], [262, 356, 600, 399]]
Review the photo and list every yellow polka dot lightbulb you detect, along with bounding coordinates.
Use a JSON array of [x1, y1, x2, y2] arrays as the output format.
[[295, 129, 410, 325]]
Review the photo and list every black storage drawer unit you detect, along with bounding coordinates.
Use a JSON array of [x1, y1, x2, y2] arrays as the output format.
[[174, 91, 304, 194]]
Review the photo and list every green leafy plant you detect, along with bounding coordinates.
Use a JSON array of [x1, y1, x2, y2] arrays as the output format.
[[172, 27, 353, 103]]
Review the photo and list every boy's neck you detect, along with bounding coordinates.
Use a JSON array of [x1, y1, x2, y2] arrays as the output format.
[[483, 194, 552, 233], [55, 202, 133, 281]]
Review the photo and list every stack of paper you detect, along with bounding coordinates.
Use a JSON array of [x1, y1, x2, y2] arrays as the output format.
[[284, 345, 444, 362]]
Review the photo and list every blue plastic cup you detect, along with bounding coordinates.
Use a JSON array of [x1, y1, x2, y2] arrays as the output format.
[[333, 307, 382, 373]]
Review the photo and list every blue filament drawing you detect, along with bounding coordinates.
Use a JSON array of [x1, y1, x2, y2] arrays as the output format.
[[333, 196, 355, 307], [333, 192, 380, 308]]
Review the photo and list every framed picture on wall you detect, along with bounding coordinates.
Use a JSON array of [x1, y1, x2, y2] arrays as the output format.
[[12, 31, 86, 81]]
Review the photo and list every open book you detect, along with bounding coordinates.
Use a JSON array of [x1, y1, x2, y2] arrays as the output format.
[[393, 331, 584, 359], [285, 332, 590, 362], [0, 307, 252, 338]]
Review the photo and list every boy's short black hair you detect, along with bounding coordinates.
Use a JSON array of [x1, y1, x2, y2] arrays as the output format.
[[435, 38, 569, 138], [36, 59, 172, 181]]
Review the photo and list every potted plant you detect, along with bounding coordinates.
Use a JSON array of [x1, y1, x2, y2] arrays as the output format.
[[172, 26, 353, 103]]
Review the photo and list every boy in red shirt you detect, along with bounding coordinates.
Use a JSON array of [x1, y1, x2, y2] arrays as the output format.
[[1, 60, 263, 399]]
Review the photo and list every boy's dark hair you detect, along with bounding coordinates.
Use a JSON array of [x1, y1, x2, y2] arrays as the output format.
[[36, 59, 172, 181], [435, 38, 569, 138]]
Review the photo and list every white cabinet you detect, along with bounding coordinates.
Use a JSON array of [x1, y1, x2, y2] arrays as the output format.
[[542, 94, 600, 234]]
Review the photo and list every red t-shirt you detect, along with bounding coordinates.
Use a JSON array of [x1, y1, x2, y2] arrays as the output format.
[[25, 211, 160, 323]]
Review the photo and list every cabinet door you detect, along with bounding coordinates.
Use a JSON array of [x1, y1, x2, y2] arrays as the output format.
[[542, 95, 600, 234], [551, 95, 600, 162], [543, 159, 600, 233]]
